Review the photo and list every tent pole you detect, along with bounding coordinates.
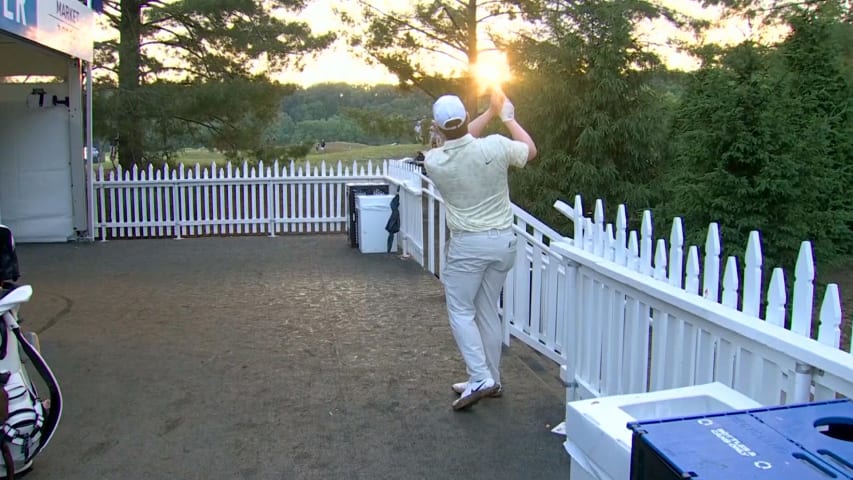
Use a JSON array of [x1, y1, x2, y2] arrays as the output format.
[[86, 61, 95, 242]]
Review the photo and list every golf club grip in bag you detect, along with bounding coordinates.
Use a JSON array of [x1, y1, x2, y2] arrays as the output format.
[[0, 225, 62, 475], [13, 327, 61, 457]]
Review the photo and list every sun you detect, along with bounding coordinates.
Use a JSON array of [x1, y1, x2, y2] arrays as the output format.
[[472, 51, 512, 93]]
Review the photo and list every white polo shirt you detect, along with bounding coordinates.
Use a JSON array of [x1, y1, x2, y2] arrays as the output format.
[[424, 133, 529, 233]]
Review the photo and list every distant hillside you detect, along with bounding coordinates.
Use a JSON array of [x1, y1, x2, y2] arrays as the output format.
[[269, 83, 433, 147], [170, 142, 424, 166], [306, 142, 423, 164]]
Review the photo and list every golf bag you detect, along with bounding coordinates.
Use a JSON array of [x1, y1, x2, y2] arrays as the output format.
[[0, 225, 62, 478]]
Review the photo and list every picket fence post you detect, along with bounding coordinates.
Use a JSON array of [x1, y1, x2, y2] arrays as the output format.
[[818, 284, 842, 348], [668, 218, 684, 289], [172, 164, 183, 240], [267, 161, 276, 237], [766, 268, 787, 327], [703, 223, 721, 301], [742, 231, 763, 317], [640, 211, 653, 276], [615, 205, 627, 266], [791, 242, 815, 337], [97, 165, 107, 241]]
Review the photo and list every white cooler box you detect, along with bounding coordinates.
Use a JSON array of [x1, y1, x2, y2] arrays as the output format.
[[355, 194, 397, 254], [564, 382, 762, 480]]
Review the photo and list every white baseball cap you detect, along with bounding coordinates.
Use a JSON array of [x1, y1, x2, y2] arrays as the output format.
[[433, 95, 467, 130]]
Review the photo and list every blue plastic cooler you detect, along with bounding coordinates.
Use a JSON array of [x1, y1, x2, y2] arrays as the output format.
[[629, 409, 846, 479], [749, 400, 853, 478]]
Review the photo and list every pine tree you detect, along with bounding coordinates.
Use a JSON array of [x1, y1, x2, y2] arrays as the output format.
[[96, 0, 334, 167]]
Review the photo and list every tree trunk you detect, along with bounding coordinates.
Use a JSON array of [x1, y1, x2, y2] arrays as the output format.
[[117, 0, 143, 168]]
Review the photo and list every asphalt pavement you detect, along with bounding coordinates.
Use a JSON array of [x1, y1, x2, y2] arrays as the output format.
[[14, 235, 569, 480]]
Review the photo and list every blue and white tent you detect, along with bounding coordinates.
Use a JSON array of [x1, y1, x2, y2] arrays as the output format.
[[0, 0, 96, 242]]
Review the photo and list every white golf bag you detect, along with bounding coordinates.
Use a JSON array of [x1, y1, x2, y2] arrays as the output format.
[[0, 226, 62, 478]]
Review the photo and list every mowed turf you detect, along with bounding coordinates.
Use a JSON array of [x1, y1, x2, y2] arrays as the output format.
[[174, 142, 425, 167], [95, 142, 427, 172]]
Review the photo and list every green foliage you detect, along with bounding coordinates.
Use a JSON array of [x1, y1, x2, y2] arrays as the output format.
[[139, 0, 334, 79], [96, 0, 334, 167], [95, 78, 293, 162], [249, 143, 315, 166], [269, 83, 432, 145], [662, 4, 853, 268], [95, 81, 433, 162], [507, 0, 678, 231], [306, 143, 424, 164], [340, 1, 540, 109], [341, 108, 412, 141], [90, 0, 853, 274]]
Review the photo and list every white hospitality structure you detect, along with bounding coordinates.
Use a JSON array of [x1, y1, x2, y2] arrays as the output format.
[[0, 0, 96, 242]]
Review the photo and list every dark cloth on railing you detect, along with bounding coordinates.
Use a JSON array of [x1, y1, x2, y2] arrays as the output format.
[[386, 193, 400, 253]]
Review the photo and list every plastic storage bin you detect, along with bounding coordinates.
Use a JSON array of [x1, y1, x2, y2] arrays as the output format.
[[628, 408, 847, 480], [749, 400, 853, 478], [564, 383, 761, 480], [345, 183, 388, 248], [355, 194, 396, 254]]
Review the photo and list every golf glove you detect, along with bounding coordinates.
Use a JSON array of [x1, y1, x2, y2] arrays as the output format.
[[500, 98, 515, 122]]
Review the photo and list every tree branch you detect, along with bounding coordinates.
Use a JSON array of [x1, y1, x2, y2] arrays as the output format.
[[357, 0, 468, 54], [172, 115, 224, 135]]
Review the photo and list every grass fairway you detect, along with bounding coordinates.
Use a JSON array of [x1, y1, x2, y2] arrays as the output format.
[[95, 142, 426, 173], [176, 148, 227, 166], [171, 142, 424, 168], [307, 142, 423, 165]]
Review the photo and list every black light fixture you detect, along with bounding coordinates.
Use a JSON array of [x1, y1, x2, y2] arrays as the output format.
[[52, 95, 70, 107], [27, 88, 47, 108]]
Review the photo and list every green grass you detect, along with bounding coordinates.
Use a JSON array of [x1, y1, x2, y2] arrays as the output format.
[[94, 142, 426, 172], [306, 142, 423, 165], [171, 142, 423, 168], [176, 148, 227, 166]]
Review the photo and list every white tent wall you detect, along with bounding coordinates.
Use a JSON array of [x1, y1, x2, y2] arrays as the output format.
[[0, 0, 95, 243], [0, 61, 86, 242]]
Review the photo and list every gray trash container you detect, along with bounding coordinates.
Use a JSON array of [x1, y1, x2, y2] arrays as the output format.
[[345, 183, 389, 248], [355, 194, 396, 254]]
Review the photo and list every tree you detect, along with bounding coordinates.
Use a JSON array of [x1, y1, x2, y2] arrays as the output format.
[[663, 2, 853, 267], [507, 0, 684, 229], [341, 108, 413, 142], [339, 0, 540, 112], [96, 0, 334, 167], [263, 83, 433, 145]]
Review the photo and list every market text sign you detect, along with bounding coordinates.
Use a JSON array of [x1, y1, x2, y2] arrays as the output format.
[[0, 0, 94, 62]]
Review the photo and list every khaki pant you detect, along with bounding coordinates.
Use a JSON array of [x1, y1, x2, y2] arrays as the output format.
[[442, 228, 517, 384]]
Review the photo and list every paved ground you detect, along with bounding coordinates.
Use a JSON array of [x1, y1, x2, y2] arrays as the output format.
[[13, 235, 569, 480]]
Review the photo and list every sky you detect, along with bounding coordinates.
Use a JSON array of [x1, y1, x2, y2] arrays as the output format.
[[95, 0, 784, 87], [279, 0, 399, 86], [280, 0, 786, 87]]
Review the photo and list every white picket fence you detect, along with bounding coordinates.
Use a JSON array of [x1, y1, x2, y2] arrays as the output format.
[[384, 159, 852, 407], [92, 160, 387, 240], [554, 196, 844, 348], [549, 196, 850, 404], [94, 158, 853, 407]]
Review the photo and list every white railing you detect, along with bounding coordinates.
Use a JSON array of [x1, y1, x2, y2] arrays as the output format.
[[92, 160, 387, 240], [386, 161, 425, 265], [387, 160, 571, 364], [94, 158, 852, 407], [550, 195, 850, 403], [384, 160, 852, 407]]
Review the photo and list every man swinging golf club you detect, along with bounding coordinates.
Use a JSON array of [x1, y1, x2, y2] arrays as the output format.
[[424, 88, 537, 410]]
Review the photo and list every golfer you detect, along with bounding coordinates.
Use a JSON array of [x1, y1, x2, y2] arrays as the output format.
[[424, 89, 537, 410]]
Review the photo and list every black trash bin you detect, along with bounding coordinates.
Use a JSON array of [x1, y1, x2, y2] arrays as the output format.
[[345, 183, 389, 248]]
